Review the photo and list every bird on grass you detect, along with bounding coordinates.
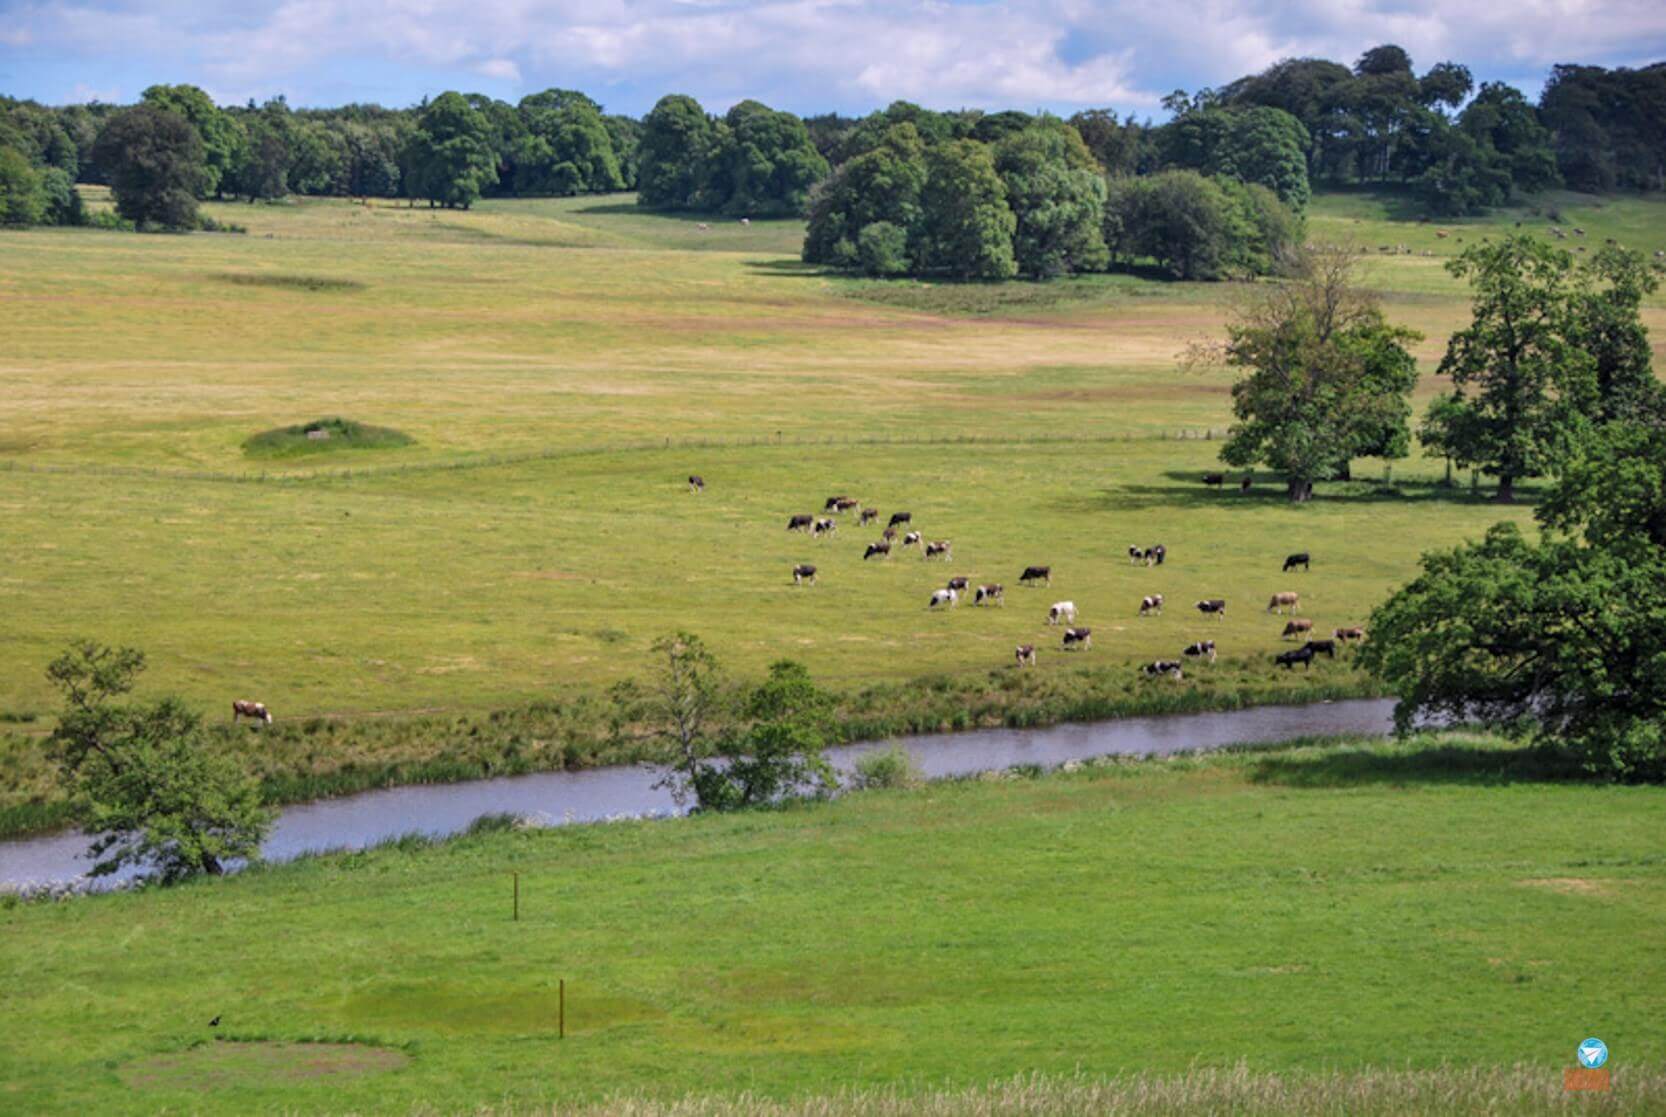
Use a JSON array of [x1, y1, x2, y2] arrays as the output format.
[[208, 1015, 221, 1028]]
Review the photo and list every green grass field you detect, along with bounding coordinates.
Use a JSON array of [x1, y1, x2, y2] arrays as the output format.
[[3, 735, 1663, 1114]]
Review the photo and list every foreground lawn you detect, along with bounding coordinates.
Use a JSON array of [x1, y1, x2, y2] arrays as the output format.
[[3, 735, 1662, 1114]]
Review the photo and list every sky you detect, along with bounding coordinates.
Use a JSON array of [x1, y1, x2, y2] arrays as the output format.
[[2, 0, 1665, 118]]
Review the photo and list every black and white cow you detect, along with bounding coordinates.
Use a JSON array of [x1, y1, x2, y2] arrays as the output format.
[[1014, 643, 1036, 667], [929, 587, 959, 609], [975, 583, 1005, 606], [1196, 598, 1227, 619], [812, 517, 837, 537], [1139, 594, 1164, 616], [1142, 660, 1183, 678], [1048, 601, 1077, 626], [1062, 626, 1092, 649], [863, 541, 891, 561], [924, 540, 952, 561], [1182, 640, 1216, 664], [792, 563, 817, 585], [688, 474, 705, 493], [946, 576, 970, 593]]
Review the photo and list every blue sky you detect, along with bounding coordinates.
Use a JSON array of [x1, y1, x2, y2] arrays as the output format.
[[2, 1, 1664, 117]]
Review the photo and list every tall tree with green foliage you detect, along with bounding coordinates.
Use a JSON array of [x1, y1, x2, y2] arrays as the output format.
[[993, 123, 1108, 278], [0, 145, 46, 225], [1362, 421, 1666, 780], [1568, 244, 1664, 424], [46, 641, 272, 881], [702, 100, 828, 216], [403, 92, 498, 208], [141, 84, 246, 198], [802, 123, 927, 270], [914, 139, 1017, 278], [636, 94, 715, 210], [1421, 236, 1597, 502], [514, 89, 624, 196], [1213, 244, 1421, 501], [91, 104, 206, 229]]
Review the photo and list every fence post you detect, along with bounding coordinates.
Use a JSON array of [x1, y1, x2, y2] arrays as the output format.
[[513, 871, 519, 921], [559, 978, 565, 1039]]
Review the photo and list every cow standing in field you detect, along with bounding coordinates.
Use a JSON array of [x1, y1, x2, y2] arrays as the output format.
[[924, 540, 952, 561], [792, 564, 817, 585], [1203, 472, 1225, 488], [1019, 565, 1051, 586], [688, 474, 705, 493], [1128, 546, 1146, 565], [1275, 644, 1315, 670], [1048, 601, 1077, 626], [1281, 618, 1314, 640], [232, 699, 272, 725], [812, 517, 838, 538], [1015, 644, 1036, 667], [975, 583, 1004, 606], [1147, 544, 1166, 566], [833, 497, 860, 515], [1062, 627, 1092, 650], [787, 514, 814, 532], [929, 587, 958, 609], [1267, 591, 1300, 615], [946, 576, 970, 593], [1139, 594, 1164, 616], [1282, 552, 1310, 572], [882, 526, 898, 543], [863, 541, 891, 561], [859, 508, 879, 526], [824, 496, 848, 513], [1240, 474, 1253, 493], [1182, 640, 1216, 664], [1196, 599, 1226, 619], [1305, 638, 1337, 659], [888, 512, 912, 528], [1334, 626, 1367, 644], [1142, 660, 1183, 679]]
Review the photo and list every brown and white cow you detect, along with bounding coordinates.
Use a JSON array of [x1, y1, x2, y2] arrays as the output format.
[[787, 513, 814, 532], [924, 540, 951, 561], [1333, 626, 1367, 643], [823, 495, 850, 512], [1019, 565, 1051, 586], [1196, 598, 1227, 619], [793, 563, 817, 585], [1281, 618, 1313, 640], [1266, 591, 1300, 615], [859, 507, 879, 526], [882, 526, 899, 542], [232, 699, 272, 725], [1014, 643, 1037, 667], [1062, 627, 1092, 650], [975, 583, 1005, 606], [1139, 594, 1164, 616], [863, 541, 891, 561], [833, 497, 860, 514]]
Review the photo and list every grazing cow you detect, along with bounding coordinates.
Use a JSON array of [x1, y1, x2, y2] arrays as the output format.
[[688, 474, 705, 493], [1182, 640, 1216, 664], [1281, 618, 1314, 640], [1240, 474, 1253, 493], [1015, 643, 1036, 667], [1266, 591, 1300, 615], [882, 526, 898, 542], [1333, 626, 1367, 643], [739, 217, 751, 227], [1196, 598, 1226, 619], [1142, 660, 1183, 679], [1203, 472, 1225, 488], [902, 530, 922, 548], [787, 513, 814, 532], [792, 563, 817, 585], [1062, 627, 1092, 650], [929, 587, 958, 609], [1128, 545, 1146, 565], [1019, 565, 1051, 586], [888, 511, 912, 528], [812, 517, 837, 537], [946, 576, 970, 593], [863, 541, 891, 561], [859, 507, 879, 526], [1274, 644, 1315, 670], [924, 540, 952, 561], [975, 583, 1005, 606], [232, 699, 272, 725], [1139, 594, 1164, 616], [1436, 229, 1449, 239], [1282, 552, 1311, 573], [1305, 638, 1337, 659], [1048, 601, 1077, 626], [824, 495, 849, 512], [833, 497, 860, 514], [1147, 544, 1166, 566], [696, 222, 710, 231]]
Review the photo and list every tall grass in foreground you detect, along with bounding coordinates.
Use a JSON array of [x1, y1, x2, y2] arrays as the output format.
[[489, 1065, 1661, 1116]]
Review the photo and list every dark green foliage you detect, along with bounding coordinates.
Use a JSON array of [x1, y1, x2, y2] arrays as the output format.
[[141, 83, 247, 198], [1364, 424, 1666, 779], [242, 417, 412, 459], [45, 641, 272, 881], [1540, 63, 1666, 192], [0, 145, 46, 225], [405, 92, 499, 208], [1067, 108, 1153, 176], [1101, 169, 1297, 281], [1569, 244, 1666, 424], [914, 139, 1017, 279], [91, 104, 205, 230], [802, 124, 926, 269], [855, 220, 910, 276], [1162, 106, 1311, 209], [702, 100, 828, 216], [1217, 245, 1421, 501], [514, 89, 625, 196], [636, 94, 716, 210], [604, 114, 643, 189], [993, 124, 1108, 278]]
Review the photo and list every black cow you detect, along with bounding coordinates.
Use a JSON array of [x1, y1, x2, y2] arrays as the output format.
[[1305, 638, 1337, 659], [1196, 598, 1226, 619], [1148, 544, 1166, 566], [787, 513, 814, 532], [1019, 565, 1051, 586], [1240, 474, 1253, 493], [1275, 644, 1315, 670], [888, 511, 912, 528], [1203, 472, 1225, 488], [863, 541, 891, 561], [1282, 551, 1311, 572]]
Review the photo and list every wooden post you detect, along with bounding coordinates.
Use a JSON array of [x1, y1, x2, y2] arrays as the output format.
[[513, 872, 519, 922], [559, 979, 565, 1040]]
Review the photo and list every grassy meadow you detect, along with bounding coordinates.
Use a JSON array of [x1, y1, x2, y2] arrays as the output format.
[[3, 734, 1664, 1113], [1, 187, 1664, 803]]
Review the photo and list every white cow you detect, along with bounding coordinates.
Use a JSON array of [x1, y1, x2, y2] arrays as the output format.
[[1048, 601, 1077, 626], [929, 587, 959, 609]]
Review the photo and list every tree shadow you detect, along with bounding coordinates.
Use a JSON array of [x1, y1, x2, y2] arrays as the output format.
[[744, 259, 824, 277], [1078, 472, 1539, 513], [1241, 737, 1591, 788]]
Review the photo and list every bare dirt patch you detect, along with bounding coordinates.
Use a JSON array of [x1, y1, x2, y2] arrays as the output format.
[[121, 1041, 407, 1091], [1517, 876, 1618, 897]]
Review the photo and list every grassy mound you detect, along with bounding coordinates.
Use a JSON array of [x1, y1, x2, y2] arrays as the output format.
[[242, 417, 414, 460]]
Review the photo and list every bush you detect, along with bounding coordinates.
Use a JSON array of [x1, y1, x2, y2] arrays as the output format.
[[242, 417, 413, 459], [856, 221, 910, 276], [849, 745, 921, 790]]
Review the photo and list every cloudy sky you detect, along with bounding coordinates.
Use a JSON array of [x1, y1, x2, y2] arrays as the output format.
[[2, 0, 1664, 116]]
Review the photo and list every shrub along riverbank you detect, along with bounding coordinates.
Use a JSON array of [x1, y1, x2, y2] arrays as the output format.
[[0, 659, 1381, 839]]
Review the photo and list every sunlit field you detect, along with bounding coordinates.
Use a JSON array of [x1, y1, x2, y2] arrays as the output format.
[[1, 188, 1662, 726]]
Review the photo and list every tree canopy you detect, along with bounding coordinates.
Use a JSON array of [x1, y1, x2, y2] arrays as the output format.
[[92, 104, 206, 229]]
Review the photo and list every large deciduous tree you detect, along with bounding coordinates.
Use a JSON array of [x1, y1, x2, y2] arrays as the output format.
[[636, 94, 715, 210], [140, 83, 246, 198], [914, 139, 1017, 278], [1215, 244, 1421, 501], [703, 99, 828, 216], [993, 123, 1108, 278], [91, 104, 206, 229], [405, 91, 499, 209]]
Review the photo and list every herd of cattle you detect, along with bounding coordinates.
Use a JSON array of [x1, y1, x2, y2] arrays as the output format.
[[736, 477, 1369, 681]]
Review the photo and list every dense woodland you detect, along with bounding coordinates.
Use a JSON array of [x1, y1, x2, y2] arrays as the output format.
[[1, 47, 1663, 277]]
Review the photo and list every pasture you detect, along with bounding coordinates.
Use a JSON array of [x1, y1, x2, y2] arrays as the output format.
[[3, 734, 1664, 1113]]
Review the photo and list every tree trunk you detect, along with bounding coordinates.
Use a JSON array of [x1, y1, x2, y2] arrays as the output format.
[[1496, 475, 1516, 503], [1287, 477, 1313, 503]]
